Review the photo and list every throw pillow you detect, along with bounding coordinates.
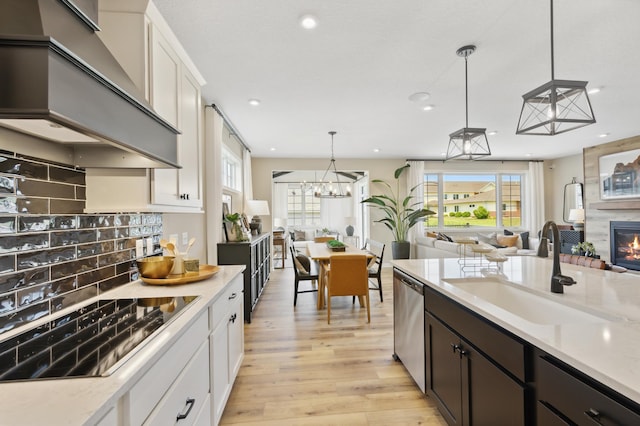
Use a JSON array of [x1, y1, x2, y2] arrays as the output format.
[[496, 234, 519, 247], [426, 231, 438, 238], [477, 232, 505, 248], [503, 229, 530, 250], [294, 230, 306, 242], [437, 232, 454, 242], [294, 253, 311, 275]]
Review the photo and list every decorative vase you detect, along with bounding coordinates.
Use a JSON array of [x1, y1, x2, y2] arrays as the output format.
[[391, 241, 411, 259], [345, 224, 354, 236]]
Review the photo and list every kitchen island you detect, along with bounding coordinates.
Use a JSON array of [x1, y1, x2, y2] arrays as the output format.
[[0, 265, 245, 426], [392, 257, 640, 424]]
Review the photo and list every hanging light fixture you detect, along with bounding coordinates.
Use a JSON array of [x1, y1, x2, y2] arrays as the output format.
[[446, 45, 491, 161], [516, 0, 595, 135], [314, 131, 352, 198]]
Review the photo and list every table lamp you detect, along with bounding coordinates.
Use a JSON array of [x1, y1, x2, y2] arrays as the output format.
[[245, 200, 270, 235], [568, 208, 585, 230]]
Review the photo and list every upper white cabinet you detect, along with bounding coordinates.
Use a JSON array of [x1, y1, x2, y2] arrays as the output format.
[[89, 0, 205, 212]]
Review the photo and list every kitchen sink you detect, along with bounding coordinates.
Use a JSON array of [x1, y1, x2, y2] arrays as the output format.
[[442, 278, 623, 325]]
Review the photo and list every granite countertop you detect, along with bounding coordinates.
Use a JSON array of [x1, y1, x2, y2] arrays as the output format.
[[0, 265, 245, 426], [392, 257, 640, 403]]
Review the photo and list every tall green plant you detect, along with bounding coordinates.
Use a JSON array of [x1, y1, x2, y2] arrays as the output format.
[[361, 164, 435, 242]]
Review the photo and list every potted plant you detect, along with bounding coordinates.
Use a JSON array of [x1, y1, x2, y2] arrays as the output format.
[[571, 241, 598, 258], [362, 164, 435, 259], [224, 213, 248, 242]]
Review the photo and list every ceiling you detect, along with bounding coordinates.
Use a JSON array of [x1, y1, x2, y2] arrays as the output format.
[[152, 0, 640, 161]]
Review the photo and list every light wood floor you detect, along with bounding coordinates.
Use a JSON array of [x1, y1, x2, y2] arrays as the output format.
[[220, 259, 447, 425]]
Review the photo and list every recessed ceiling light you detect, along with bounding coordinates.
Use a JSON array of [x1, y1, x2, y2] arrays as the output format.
[[526, 153, 532, 157], [422, 105, 434, 111], [488, 130, 498, 136], [299, 15, 318, 29], [248, 99, 261, 106], [599, 133, 610, 138], [440, 152, 446, 156], [270, 147, 276, 151], [409, 92, 431, 102], [373, 148, 380, 153], [588, 87, 601, 95]]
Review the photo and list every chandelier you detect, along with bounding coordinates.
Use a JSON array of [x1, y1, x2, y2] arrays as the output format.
[[314, 131, 352, 198], [516, 0, 595, 135], [446, 45, 491, 161]]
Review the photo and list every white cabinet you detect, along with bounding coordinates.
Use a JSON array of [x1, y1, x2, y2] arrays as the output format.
[[89, 0, 205, 212], [152, 65, 203, 208], [210, 275, 245, 424]]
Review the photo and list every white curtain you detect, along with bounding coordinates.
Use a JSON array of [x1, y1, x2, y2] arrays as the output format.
[[204, 107, 225, 264], [243, 150, 253, 203], [407, 160, 425, 258], [527, 161, 545, 235]]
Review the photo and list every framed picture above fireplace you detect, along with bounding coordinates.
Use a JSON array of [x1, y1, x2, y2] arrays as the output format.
[[599, 148, 640, 200]]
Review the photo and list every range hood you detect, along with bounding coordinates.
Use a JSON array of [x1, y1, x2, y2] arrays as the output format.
[[0, 0, 179, 168]]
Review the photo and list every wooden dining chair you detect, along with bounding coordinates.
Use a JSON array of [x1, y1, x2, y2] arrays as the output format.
[[326, 254, 369, 324], [364, 240, 385, 302], [314, 236, 334, 243], [290, 246, 319, 306]]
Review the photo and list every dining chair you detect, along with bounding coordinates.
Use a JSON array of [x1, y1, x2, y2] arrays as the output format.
[[365, 240, 385, 302], [314, 236, 334, 243], [290, 246, 319, 306], [326, 254, 369, 324]]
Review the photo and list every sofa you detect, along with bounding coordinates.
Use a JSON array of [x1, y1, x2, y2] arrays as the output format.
[[416, 231, 540, 259], [289, 227, 341, 251]]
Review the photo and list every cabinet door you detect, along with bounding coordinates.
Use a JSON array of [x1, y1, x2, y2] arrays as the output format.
[[152, 67, 202, 208], [211, 316, 230, 424], [150, 25, 179, 127], [463, 341, 527, 426], [426, 313, 463, 425], [228, 291, 244, 380]]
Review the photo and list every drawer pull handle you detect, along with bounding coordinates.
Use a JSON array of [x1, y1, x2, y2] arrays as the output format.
[[176, 397, 195, 421], [584, 408, 604, 425], [229, 313, 237, 323], [228, 292, 238, 300]]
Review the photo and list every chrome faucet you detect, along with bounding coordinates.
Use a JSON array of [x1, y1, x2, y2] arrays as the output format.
[[537, 221, 576, 294]]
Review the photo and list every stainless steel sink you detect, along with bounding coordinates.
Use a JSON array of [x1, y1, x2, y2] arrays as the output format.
[[442, 278, 623, 325]]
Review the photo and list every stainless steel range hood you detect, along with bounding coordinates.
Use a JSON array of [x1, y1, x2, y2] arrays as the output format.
[[0, 0, 179, 168]]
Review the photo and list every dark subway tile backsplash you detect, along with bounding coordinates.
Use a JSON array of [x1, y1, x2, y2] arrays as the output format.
[[0, 152, 163, 336]]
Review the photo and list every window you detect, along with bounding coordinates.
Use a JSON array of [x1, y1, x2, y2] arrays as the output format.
[[222, 148, 241, 191], [424, 173, 524, 229], [287, 184, 320, 226]]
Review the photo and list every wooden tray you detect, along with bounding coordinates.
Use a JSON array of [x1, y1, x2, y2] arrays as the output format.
[[141, 265, 220, 285]]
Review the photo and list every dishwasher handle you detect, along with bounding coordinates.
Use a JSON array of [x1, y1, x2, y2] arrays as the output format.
[[399, 277, 424, 295]]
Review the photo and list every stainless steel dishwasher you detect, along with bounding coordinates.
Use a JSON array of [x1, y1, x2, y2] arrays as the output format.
[[393, 268, 425, 392]]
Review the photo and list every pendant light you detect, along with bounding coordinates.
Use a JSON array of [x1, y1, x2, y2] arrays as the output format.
[[516, 0, 595, 135], [314, 131, 352, 198], [446, 45, 491, 161]]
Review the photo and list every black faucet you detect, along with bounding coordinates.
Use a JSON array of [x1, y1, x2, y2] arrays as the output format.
[[536, 221, 576, 294]]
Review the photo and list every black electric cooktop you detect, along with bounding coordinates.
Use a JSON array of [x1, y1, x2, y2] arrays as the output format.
[[0, 296, 198, 382]]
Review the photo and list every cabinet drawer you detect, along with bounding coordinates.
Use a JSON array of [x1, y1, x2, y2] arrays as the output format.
[[537, 355, 640, 425], [144, 342, 210, 425], [210, 275, 243, 327], [424, 286, 528, 381], [127, 310, 208, 426]]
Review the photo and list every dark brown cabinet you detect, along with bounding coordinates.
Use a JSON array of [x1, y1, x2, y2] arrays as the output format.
[[424, 286, 530, 426], [218, 233, 271, 323], [536, 354, 640, 425]]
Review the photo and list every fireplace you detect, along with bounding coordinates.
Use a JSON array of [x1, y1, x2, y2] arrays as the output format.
[[610, 221, 640, 271]]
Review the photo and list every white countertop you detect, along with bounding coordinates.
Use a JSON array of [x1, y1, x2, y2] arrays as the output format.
[[0, 265, 244, 426], [392, 257, 640, 403]]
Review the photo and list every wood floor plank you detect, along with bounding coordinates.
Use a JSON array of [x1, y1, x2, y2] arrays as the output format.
[[220, 261, 446, 425]]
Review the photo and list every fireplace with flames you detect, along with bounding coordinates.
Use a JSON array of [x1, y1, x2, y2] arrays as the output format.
[[610, 221, 640, 271]]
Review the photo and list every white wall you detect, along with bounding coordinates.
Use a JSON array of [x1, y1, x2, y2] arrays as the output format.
[[543, 153, 584, 225]]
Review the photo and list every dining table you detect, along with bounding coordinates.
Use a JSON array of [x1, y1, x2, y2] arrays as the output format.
[[305, 242, 375, 309]]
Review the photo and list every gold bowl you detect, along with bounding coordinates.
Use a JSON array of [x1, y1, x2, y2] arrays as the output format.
[[136, 256, 175, 279]]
